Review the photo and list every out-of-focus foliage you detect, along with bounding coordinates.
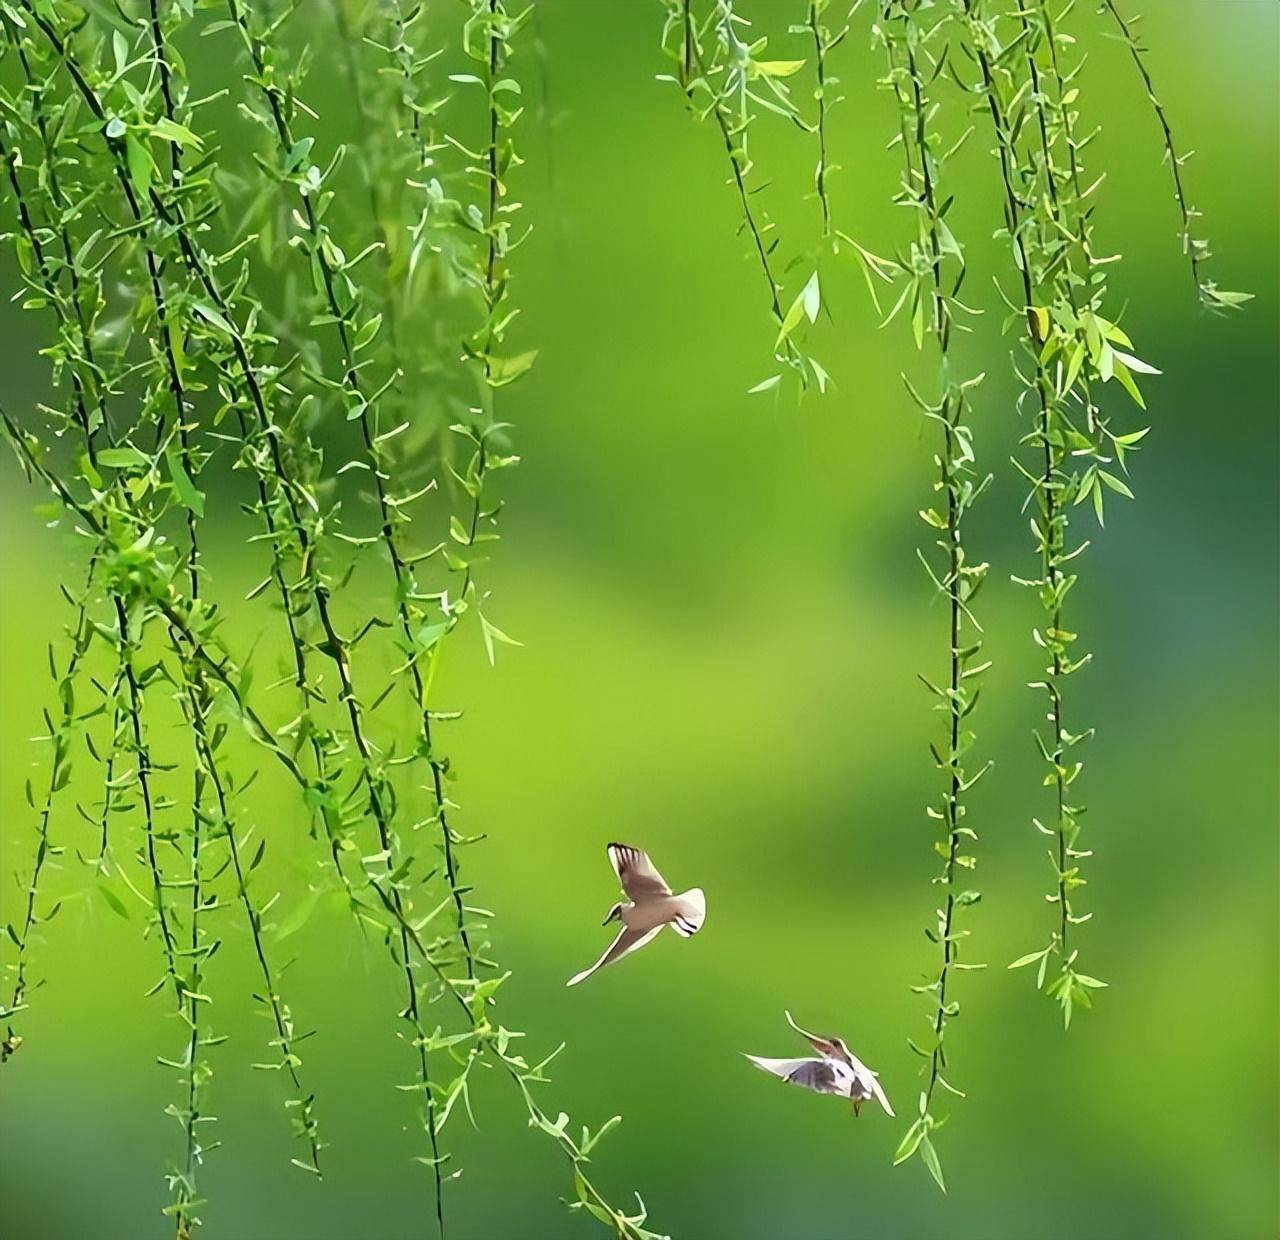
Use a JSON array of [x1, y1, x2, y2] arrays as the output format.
[[0, 1, 1275, 1238]]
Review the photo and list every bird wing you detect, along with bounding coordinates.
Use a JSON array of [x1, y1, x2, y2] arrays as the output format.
[[566, 925, 662, 987], [745, 1054, 845, 1096], [784, 1009, 843, 1062], [866, 1072, 894, 1116], [840, 1048, 893, 1116], [608, 843, 671, 899], [668, 887, 706, 938]]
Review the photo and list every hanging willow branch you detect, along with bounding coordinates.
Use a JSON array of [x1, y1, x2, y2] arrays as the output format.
[[800, 0, 855, 241], [952, 0, 1165, 1023], [0, 107, 106, 1058], [0, 5, 204, 1162], [1, 2, 664, 1235], [210, 2, 455, 1216], [877, 0, 990, 1194], [659, 0, 828, 393], [4, 405, 665, 1240], [1099, 0, 1250, 312], [1, 6, 325, 1220], [0, 0, 1249, 1234]]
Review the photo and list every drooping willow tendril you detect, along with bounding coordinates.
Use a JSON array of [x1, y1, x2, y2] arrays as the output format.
[[214, 2, 457, 1216], [213, 2, 655, 1228], [877, 0, 990, 1193], [2, 6, 324, 1217], [1, 0, 1249, 1228], [961, 0, 1099, 1021], [131, 32, 235, 1216], [0, 112, 103, 1060], [0, 1, 665, 1235], [802, 0, 850, 241], [0, 40, 208, 1220], [1099, 0, 1251, 312], [4, 404, 664, 1240], [952, 0, 1166, 1023], [660, 0, 827, 394]]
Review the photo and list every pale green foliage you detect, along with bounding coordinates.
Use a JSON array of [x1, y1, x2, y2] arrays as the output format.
[[660, 0, 1236, 1197], [1100, 0, 1252, 313], [795, 0, 855, 240], [659, 0, 831, 394], [877, 0, 990, 1194], [953, 0, 1147, 1021], [0, 0, 1245, 1227], [0, 1, 660, 1237]]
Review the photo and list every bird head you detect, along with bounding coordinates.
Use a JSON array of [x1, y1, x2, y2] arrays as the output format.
[[602, 902, 623, 925]]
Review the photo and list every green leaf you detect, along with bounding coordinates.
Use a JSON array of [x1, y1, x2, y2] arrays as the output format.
[[1111, 360, 1146, 409], [168, 321, 186, 377], [1009, 949, 1049, 970], [1098, 470, 1134, 500], [919, 1135, 947, 1193], [1110, 347, 1160, 376], [414, 621, 448, 653], [479, 614, 523, 666], [353, 313, 383, 352], [151, 117, 202, 149], [285, 136, 314, 173], [97, 446, 148, 469], [124, 133, 153, 198], [1203, 286, 1254, 310], [776, 285, 807, 348], [892, 1119, 925, 1165], [1064, 342, 1085, 393], [801, 271, 820, 324], [1113, 427, 1150, 447], [752, 59, 806, 78], [488, 350, 538, 387], [166, 450, 206, 517], [191, 301, 233, 334], [98, 884, 129, 919]]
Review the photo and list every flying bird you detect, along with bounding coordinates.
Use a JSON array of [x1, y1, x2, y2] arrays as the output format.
[[566, 843, 705, 987], [745, 1010, 894, 1116]]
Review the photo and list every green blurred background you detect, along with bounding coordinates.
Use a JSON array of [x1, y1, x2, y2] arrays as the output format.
[[2, 1, 1276, 1237]]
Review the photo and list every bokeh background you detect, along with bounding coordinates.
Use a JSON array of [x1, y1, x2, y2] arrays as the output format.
[[2, 1, 1276, 1238]]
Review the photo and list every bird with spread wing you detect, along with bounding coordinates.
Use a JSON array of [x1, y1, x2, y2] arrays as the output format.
[[746, 1010, 894, 1116], [566, 843, 706, 986]]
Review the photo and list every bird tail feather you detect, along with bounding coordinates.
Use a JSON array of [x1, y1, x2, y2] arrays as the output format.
[[670, 887, 705, 938]]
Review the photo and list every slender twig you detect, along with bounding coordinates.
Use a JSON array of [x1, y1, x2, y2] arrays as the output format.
[[1099, 0, 1248, 310], [662, 0, 821, 388], [880, 0, 989, 1192]]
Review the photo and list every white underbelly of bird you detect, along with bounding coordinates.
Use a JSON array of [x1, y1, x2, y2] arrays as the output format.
[[745, 1011, 894, 1117], [620, 895, 695, 933]]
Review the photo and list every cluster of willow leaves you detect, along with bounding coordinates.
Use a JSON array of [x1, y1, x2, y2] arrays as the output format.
[[0, 0, 1247, 1237]]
